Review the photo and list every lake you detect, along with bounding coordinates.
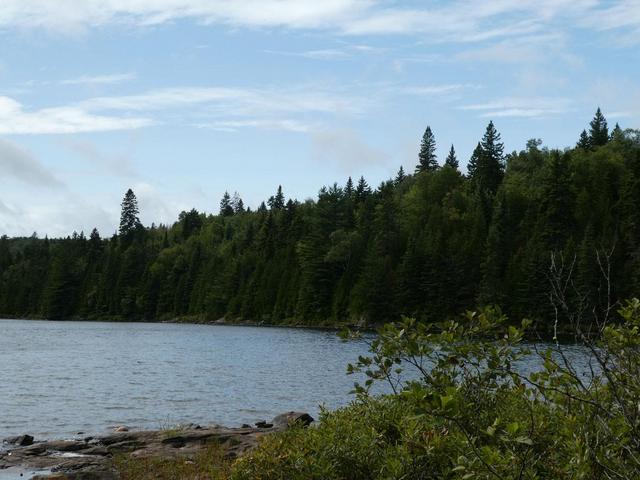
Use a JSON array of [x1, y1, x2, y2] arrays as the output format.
[[0, 319, 594, 442], [0, 320, 373, 440]]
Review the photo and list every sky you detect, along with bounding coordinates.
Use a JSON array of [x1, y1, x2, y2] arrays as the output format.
[[0, 0, 639, 237]]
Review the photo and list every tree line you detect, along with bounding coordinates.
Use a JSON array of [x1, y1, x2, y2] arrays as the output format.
[[1, 108, 639, 329]]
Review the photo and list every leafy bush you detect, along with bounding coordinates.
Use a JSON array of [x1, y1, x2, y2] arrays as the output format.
[[232, 302, 640, 479]]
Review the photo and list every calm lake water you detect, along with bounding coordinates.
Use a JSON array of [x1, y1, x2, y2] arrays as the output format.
[[0, 319, 594, 441], [0, 320, 373, 440]]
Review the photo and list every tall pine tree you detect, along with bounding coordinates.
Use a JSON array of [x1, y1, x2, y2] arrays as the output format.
[[119, 189, 141, 238], [445, 144, 459, 170], [589, 107, 609, 147], [416, 126, 438, 173]]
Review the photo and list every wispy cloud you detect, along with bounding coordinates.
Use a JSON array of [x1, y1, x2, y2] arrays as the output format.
[[0, 138, 64, 187], [460, 97, 572, 118], [60, 72, 137, 85], [311, 128, 390, 172], [402, 84, 481, 98], [0, 85, 366, 135], [0, 96, 154, 134], [0, 0, 627, 46]]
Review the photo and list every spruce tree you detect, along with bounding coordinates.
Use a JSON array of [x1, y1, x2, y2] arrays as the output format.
[[345, 177, 354, 196], [268, 185, 285, 210], [356, 176, 371, 202], [610, 122, 624, 142], [474, 121, 505, 194], [220, 191, 234, 217], [445, 144, 459, 170], [395, 166, 407, 185], [232, 192, 245, 214], [416, 126, 438, 173], [577, 129, 591, 149], [467, 142, 483, 177], [119, 189, 141, 237], [589, 107, 609, 147]]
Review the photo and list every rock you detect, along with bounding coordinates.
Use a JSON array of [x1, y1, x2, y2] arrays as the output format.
[[113, 426, 128, 433], [254, 421, 273, 429], [272, 412, 314, 429], [4, 435, 34, 446], [241, 424, 251, 429]]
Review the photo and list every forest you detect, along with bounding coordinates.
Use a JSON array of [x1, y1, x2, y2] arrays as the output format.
[[1, 108, 639, 330]]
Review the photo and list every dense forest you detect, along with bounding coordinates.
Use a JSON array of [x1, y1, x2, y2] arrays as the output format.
[[1, 109, 639, 329]]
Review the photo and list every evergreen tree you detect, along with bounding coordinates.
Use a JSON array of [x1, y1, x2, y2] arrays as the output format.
[[119, 189, 141, 238], [577, 129, 591, 149], [268, 185, 285, 210], [610, 123, 624, 142], [395, 166, 407, 185], [445, 144, 459, 170], [467, 142, 483, 177], [589, 107, 609, 147], [355, 176, 371, 202], [220, 191, 234, 217], [416, 126, 438, 173], [472, 121, 505, 194], [345, 177, 354, 196], [232, 192, 245, 214]]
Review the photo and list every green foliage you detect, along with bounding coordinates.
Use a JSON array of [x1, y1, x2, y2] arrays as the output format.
[[416, 126, 438, 173], [1, 114, 639, 326], [234, 303, 640, 479]]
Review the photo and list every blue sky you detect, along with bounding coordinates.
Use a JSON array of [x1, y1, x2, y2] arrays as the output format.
[[0, 0, 639, 237]]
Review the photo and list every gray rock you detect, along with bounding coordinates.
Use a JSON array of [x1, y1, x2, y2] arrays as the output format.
[[272, 411, 314, 429], [3, 434, 34, 446]]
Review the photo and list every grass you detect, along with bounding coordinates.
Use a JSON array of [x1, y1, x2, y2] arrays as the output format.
[[113, 443, 232, 480]]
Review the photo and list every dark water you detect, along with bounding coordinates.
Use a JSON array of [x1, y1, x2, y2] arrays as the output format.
[[0, 320, 373, 440], [0, 319, 595, 441]]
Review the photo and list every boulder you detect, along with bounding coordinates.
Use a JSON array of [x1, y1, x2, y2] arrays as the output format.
[[272, 412, 314, 429], [3, 434, 34, 446]]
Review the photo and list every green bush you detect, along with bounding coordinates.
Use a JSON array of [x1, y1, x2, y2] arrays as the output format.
[[232, 302, 640, 479]]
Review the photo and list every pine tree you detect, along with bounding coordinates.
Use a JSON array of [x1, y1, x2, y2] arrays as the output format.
[[467, 142, 483, 177], [345, 177, 354, 196], [577, 129, 591, 149], [445, 144, 459, 170], [395, 166, 407, 185], [355, 176, 371, 202], [416, 126, 438, 173], [472, 121, 505, 194], [589, 107, 609, 147], [220, 191, 234, 217], [119, 189, 141, 237], [232, 192, 245, 214], [268, 185, 285, 210], [610, 122, 624, 142]]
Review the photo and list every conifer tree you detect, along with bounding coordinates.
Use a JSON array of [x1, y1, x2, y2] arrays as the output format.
[[355, 176, 371, 202], [345, 177, 354, 196], [416, 126, 438, 173], [473, 121, 505, 194], [232, 192, 245, 214], [445, 144, 459, 170], [589, 107, 609, 147], [220, 191, 234, 217], [577, 129, 591, 149], [610, 123, 624, 142], [268, 185, 285, 210], [119, 189, 141, 237], [467, 142, 483, 177], [395, 166, 407, 185]]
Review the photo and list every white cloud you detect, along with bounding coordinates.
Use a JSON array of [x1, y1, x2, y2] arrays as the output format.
[[0, 0, 627, 45], [402, 84, 480, 98], [0, 138, 64, 188], [195, 119, 312, 133], [60, 72, 137, 85], [0, 96, 154, 134], [460, 97, 572, 118]]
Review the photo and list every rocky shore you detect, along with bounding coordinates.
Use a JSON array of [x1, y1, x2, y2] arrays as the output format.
[[0, 412, 313, 480]]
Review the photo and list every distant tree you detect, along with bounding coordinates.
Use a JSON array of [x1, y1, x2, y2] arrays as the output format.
[[220, 191, 234, 217], [472, 121, 505, 194], [467, 142, 483, 177], [257, 201, 267, 212], [445, 144, 459, 170], [356, 176, 371, 202], [345, 176, 354, 196], [179, 208, 202, 238], [232, 192, 245, 214], [416, 126, 438, 173], [589, 107, 609, 147], [268, 185, 285, 210], [395, 166, 407, 184], [577, 129, 591, 149], [119, 189, 142, 237], [610, 122, 624, 142]]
